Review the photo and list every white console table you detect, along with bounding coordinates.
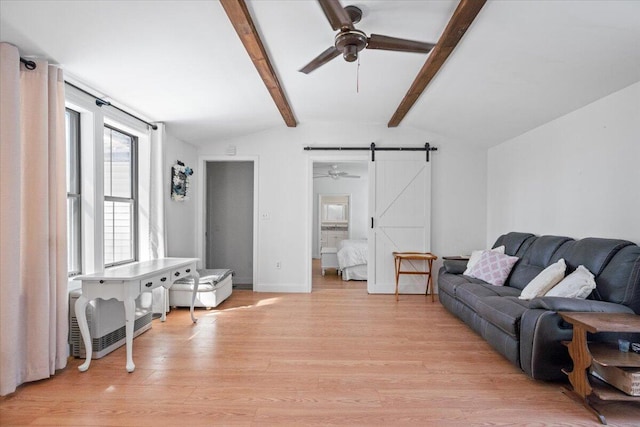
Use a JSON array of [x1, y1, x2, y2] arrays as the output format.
[[74, 258, 199, 372]]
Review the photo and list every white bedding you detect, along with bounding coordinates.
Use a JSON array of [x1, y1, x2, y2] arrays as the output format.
[[337, 239, 368, 280], [341, 264, 367, 281]]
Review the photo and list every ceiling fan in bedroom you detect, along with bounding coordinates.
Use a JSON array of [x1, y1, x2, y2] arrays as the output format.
[[314, 164, 360, 180], [299, 0, 436, 74]]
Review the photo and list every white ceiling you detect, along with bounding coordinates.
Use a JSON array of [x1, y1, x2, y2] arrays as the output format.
[[2, 0, 639, 148]]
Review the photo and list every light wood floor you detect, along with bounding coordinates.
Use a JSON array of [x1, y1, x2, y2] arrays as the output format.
[[312, 258, 367, 291], [2, 262, 639, 426]]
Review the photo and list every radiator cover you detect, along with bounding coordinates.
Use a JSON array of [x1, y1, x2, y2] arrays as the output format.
[[69, 289, 152, 359]]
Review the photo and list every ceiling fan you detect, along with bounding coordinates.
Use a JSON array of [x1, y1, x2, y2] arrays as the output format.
[[314, 164, 361, 180], [299, 0, 436, 74]]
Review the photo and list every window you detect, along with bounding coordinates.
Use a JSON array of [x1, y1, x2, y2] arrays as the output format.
[[66, 108, 82, 276], [103, 125, 137, 267]]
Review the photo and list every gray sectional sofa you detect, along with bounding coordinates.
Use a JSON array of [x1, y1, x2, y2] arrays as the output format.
[[438, 232, 640, 381]]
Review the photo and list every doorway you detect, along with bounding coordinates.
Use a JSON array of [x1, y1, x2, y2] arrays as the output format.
[[312, 161, 369, 291], [205, 161, 254, 289], [308, 153, 432, 294]]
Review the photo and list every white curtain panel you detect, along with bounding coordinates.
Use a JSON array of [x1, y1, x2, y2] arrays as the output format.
[[149, 123, 169, 314], [0, 43, 68, 396], [149, 123, 167, 259]]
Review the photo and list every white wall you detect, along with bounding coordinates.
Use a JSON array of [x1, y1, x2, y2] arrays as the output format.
[[487, 81, 640, 245], [164, 132, 198, 257], [192, 122, 487, 292]]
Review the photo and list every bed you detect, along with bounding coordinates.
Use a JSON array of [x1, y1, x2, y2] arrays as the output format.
[[337, 239, 368, 281]]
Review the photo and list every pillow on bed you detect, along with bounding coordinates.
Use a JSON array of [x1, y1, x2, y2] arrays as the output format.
[[463, 245, 505, 275], [466, 250, 518, 287]]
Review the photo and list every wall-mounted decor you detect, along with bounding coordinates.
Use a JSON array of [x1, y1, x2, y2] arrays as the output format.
[[171, 160, 193, 201]]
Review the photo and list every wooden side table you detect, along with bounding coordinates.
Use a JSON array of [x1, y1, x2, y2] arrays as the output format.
[[392, 252, 438, 302], [559, 312, 640, 424]]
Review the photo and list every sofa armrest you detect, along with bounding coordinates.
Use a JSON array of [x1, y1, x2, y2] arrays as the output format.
[[529, 297, 635, 313], [443, 260, 467, 274]]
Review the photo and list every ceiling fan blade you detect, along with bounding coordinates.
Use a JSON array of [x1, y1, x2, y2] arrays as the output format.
[[318, 0, 354, 31], [299, 46, 340, 74], [366, 34, 435, 53]]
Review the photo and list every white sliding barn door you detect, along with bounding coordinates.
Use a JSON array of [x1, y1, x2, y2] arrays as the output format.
[[368, 153, 431, 294]]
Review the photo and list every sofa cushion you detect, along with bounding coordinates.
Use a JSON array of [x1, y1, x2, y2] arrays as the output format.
[[493, 232, 536, 257], [456, 283, 521, 311], [554, 238, 639, 312], [529, 297, 635, 313], [519, 258, 566, 300], [475, 296, 531, 338], [437, 268, 488, 298], [545, 265, 595, 299], [557, 238, 631, 275], [507, 236, 572, 290], [596, 245, 640, 312], [467, 251, 519, 286]]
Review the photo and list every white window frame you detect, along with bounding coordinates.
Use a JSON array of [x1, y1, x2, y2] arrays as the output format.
[[65, 83, 152, 283], [103, 124, 138, 268], [66, 108, 82, 276]]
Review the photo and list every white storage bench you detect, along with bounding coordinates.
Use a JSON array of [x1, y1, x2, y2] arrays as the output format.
[[320, 247, 340, 276], [169, 269, 233, 309]]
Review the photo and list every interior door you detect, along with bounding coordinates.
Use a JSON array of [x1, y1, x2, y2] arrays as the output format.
[[206, 161, 254, 288], [368, 153, 431, 294]]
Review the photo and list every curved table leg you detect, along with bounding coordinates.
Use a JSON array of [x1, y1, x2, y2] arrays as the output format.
[[160, 287, 167, 322], [566, 325, 593, 397], [75, 294, 92, 372], [563, 323, 607, 424], [123, 298, 136, 373], [190, 270, 200, 323]]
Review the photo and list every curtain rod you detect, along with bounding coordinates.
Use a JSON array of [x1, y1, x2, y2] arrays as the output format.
[[304, 142, 438, 162], [64, 81, 158, 130], [20, 57, 37, 70], [20, 56, 158, 131]]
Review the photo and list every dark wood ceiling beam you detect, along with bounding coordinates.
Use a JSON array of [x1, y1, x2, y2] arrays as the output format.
[[220, 0, 297, 127], [388, 0, 487, 127]]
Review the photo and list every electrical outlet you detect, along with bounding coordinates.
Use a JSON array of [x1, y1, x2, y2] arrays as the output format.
[[275, 261, 281, 269], [261, 212, 270, 220]]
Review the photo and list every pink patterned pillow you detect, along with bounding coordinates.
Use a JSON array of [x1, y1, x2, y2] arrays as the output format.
[[466, 250, 519, 286]]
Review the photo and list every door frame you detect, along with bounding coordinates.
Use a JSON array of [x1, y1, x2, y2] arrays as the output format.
[[307, 155, 369, 292], [196, 155, 259, 287]]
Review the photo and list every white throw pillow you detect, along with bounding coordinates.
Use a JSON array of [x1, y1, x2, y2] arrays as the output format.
[[545, 265, 596, 299], [464, 245, 505, 275], [518, 258, 566, 300], [466, 250, 519, 287]]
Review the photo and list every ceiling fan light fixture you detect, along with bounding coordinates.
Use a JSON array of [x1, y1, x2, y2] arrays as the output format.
[[343, 44, 358, 62], [335, 30, 367, 62]]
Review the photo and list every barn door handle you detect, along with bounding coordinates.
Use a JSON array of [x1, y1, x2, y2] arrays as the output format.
[[371, 217, 374, 229]]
